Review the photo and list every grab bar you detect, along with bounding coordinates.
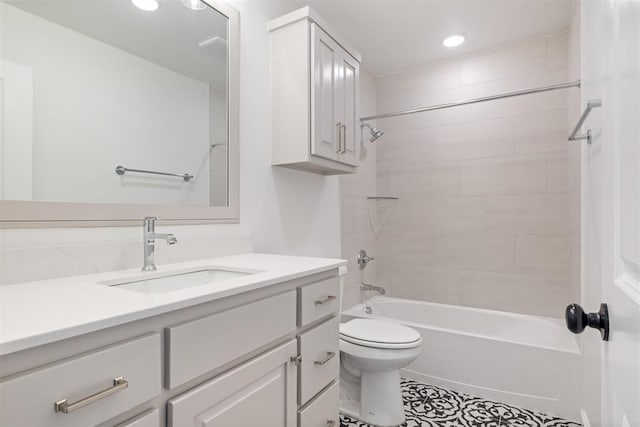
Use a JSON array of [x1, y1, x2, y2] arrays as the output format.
[[568, 100, 602, 144], [115, 165, 193, 182]]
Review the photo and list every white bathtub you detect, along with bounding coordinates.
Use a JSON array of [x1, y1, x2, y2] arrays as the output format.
[[342, 296, 582, 421]]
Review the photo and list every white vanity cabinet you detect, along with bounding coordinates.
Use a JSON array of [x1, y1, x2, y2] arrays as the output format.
[[0, 267, 342, 427], [270, 7, 361, 175]]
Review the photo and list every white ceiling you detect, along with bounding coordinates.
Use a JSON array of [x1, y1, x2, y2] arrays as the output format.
[[291, 0, 575, 77], [8, 0, 574, 84]]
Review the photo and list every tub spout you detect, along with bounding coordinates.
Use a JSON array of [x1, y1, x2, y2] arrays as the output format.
[[361, 283, 386, 295]]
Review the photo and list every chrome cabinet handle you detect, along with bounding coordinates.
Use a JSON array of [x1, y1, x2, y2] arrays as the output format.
[[55, 377, 128, 414], [326, 420, 337, 427], [314, 295, 337, 306], [314, 351, 336, 366], [341, 124, 347, 153], [336, 122, 343, 153]]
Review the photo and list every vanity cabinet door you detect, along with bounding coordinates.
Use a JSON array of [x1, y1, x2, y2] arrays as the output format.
[[167, 340, 297, 427]]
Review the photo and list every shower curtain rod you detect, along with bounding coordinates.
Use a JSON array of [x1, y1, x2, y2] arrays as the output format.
[[359, 80, 581, 122]]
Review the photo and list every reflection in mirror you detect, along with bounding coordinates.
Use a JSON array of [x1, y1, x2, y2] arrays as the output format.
[[1, 0, 229, 207]]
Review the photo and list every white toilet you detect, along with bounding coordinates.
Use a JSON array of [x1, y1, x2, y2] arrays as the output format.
[[339, 318, 423, 427]]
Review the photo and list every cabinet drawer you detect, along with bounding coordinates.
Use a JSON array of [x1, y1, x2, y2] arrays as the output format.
[[166, 291, 296, 388], [298, 317, 339, 405], [117, 409, 160, 427], [0, 334, 161, 427], [298, 277, 340, 327], [298, 382, 339, 427]]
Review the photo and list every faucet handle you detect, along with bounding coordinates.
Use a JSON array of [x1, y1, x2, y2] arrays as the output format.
[[144, 216, 160, 222]]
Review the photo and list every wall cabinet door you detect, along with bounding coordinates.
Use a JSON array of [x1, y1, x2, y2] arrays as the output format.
[[311, 24, 341, 162], [168, 340, 297, 427], [338, 52, 359, 166], [311, 23, 359, 167]]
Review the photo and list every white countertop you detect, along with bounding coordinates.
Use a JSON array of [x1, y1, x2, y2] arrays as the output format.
[[0, 253, 346, 356]]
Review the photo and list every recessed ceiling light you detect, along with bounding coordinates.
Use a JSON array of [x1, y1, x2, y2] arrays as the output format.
[[181, 0, 207, 10], [443, 34, 465, 48], [131, 0, 159, 11]]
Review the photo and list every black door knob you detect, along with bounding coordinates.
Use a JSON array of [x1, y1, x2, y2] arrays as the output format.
[[565, 303, 609, 341]]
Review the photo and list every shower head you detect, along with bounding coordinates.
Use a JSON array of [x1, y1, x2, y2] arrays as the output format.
[[361, 123, 384, 142]]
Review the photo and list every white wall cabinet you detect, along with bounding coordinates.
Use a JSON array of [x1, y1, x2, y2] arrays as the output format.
[[0, 269, 341, 427], [270, 7, 361, 175]]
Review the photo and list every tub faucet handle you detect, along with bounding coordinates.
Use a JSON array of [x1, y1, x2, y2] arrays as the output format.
[[357, 249, 375, 269]]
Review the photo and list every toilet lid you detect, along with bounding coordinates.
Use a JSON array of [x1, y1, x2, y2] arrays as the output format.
[[339, 319, 422, 349]]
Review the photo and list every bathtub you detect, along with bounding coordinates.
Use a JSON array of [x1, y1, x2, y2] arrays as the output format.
[[341, 296, 582, 421]]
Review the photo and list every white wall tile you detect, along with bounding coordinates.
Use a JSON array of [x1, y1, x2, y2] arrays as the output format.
[[386, 160, 461, 197], [372, 33, 573, 317], [339, 69, 378, 310], [436, 233, 516, 273], [547, 150, 570, 193], [516, 234, 571, 276], [485, 194, 569, 234], [515, 109, 570, 154], [436, 117, 516, 161], [459, 154, 548, 196]]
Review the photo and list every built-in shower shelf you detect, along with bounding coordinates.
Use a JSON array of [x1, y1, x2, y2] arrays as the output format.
[[366, 196, 399, 235]]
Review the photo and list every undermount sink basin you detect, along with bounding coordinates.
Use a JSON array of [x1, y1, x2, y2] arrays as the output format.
[[99, 268, 258, 294]]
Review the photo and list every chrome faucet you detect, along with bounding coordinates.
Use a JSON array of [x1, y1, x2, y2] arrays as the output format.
[[142, 216, 177, 271], [360, 283, 386, 295]]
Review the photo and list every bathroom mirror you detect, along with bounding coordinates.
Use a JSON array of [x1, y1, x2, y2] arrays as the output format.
[[0, 0, 239, 225]]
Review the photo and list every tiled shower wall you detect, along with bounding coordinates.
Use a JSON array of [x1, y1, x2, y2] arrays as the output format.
[[340, 69, 378, 310], [374, 33, 577, 317]]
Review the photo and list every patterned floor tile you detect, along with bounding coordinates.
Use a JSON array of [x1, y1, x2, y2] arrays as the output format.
[[340, 378, 581, 427]]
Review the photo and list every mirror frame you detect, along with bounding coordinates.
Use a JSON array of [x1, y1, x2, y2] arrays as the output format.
[[0, 0, 239, 228]]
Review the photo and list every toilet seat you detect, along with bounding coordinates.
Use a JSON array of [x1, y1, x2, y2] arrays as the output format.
[[339, 319, 422, 349]]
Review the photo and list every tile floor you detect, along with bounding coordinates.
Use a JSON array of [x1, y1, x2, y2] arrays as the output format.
[[339, 378, 581, 427]]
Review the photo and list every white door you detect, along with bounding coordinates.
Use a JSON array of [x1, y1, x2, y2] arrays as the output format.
[[581, 0, 640, 426], [167, 340, 297, 427], [338, 51, 359, 167], [310, 23, 340, 162]]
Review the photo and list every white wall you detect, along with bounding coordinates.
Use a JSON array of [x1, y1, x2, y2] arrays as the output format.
[[0, 1, 343, 285], [2, 3, 211, 206], [229, 0, 341, 259], [374, 33, 576, 317]]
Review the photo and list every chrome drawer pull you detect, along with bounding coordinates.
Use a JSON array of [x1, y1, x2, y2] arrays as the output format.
[[327, 420, 337, 427], [314, 295, 336, 306], [54, 377, 128, 414], [314, 351, 336, 366]]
